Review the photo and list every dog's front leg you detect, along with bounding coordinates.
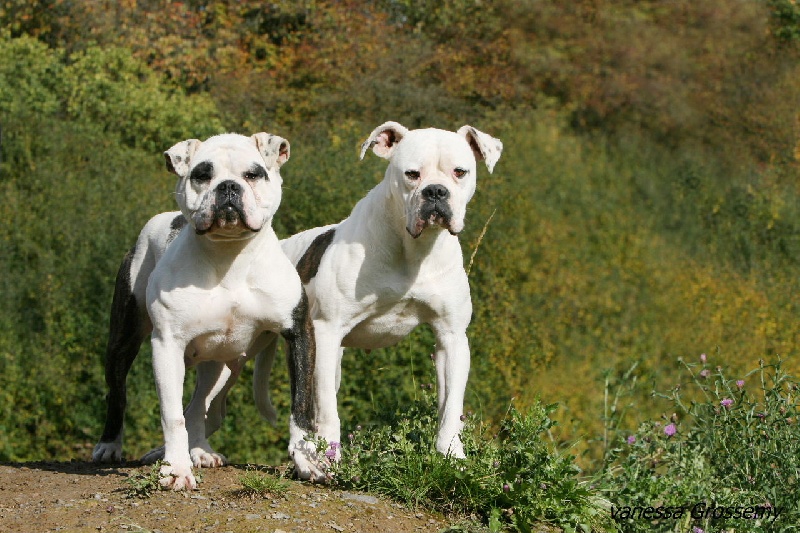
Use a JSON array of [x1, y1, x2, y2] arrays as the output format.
[[432, 326, 470, 458], [151, 334, 196, 490]]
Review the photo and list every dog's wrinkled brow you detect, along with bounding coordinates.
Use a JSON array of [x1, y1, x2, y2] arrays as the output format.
[[189, 161, 214, 182]]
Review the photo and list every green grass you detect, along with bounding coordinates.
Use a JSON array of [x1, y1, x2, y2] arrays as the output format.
[[235, 467, 291, 498], [330, 390, 617, 533], [595, 358, 800, 533]]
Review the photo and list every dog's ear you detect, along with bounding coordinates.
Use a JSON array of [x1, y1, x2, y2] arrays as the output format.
[[457, 126, 503, 174], [164, 139, 202, 177], [252, 132, 291, 168], [360, 121, 409, 160]]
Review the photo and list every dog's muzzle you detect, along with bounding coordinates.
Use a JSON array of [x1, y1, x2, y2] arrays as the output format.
[[196, 180, 256, 234], [409, 184, 455, 238]]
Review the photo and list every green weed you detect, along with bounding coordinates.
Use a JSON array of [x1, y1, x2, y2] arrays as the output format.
[[125, 461, 166, 499], [331, 390, 618, 533], [597, 358, 800, 532]]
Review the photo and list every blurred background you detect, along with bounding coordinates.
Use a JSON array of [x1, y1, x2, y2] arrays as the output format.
[[1, 0, 799, 470]]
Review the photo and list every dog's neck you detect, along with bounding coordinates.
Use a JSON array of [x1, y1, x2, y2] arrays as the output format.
[[186, 225, 275, 270]]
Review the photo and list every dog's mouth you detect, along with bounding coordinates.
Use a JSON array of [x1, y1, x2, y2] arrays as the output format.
[[195, 201, 260, 235], [407, 201, 456, 239]]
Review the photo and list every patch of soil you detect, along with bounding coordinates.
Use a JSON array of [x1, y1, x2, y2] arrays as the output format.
[[0, 461, 450, 533]]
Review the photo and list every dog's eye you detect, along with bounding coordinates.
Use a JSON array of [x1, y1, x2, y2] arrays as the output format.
[[453, 168, 468, 179], [405, 170, 421, 180], [243, 166, 267, 181]]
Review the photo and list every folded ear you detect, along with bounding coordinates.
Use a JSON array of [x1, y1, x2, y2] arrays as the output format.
[[164, 139, 201, 177], [457, 125, 503, 173], [252, 132, 291, 168], [359, 121, 409, 160]]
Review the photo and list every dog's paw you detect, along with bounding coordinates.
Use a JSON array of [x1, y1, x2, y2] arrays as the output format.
[[190, 446, 227, 468], [159, 461, 197, 491], [289, 439, 330, 484], [437, 436, 466, 459], [92, 441, 123, 463], [140, 445, 166, 465]]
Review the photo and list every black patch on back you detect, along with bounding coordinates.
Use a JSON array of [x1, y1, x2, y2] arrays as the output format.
[[295, 228, 336, 284], [167, 214, 188, 245]]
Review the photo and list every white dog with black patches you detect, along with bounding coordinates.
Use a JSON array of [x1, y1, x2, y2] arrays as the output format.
[[92, 133, 325, 487], [256, 122, 503, 459]]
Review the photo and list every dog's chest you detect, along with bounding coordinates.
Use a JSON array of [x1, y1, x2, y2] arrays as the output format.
[[176, 285, 285, 361], [342, 294, 431, 349]]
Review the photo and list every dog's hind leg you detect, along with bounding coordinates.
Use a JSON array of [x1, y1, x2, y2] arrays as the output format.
[[253, 333, 280, 425], [93, 248, 149, 462]]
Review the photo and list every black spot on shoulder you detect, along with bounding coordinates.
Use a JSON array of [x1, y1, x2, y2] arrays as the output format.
[[295, 228, 336, 284], [167, 214, 187, 245]]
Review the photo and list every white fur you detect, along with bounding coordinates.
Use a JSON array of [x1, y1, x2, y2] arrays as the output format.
[[259, 123, 503, 459], [145, 133, 324, 488]]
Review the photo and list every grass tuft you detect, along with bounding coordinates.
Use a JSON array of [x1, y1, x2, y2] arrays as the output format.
[[235, 467, 290, 499]]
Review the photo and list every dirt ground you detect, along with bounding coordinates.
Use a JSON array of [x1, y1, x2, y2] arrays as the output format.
[[0, 461, 453, 533]]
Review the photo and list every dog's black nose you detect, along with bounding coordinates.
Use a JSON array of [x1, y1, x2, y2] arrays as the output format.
[[422, 184, 450, 201], [216, 180, 242, 195]]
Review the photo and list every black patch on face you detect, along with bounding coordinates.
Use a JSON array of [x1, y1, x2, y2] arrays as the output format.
[[244, 163, 268, 181], [295, 228, 336, 284], [98, 245, 148, 446], [167, 214, 187, 245], [189, 161, 214, 182], [281, 289, 316, 433]]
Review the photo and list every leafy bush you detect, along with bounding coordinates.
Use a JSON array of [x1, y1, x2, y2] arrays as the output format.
[[598, 358, 800, 533], [331, 391, 617, 533], [62, 46, 224, 152]]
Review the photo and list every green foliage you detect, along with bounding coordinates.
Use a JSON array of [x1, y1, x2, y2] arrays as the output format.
[[236, 467, 290, 498], [332, 392, 617, 533], [125, 461, 167, 499], [61, 46, 224, 152], [769, 0, 800, 43], [0, 33, 61, 116], [597, 359, 800, 532]]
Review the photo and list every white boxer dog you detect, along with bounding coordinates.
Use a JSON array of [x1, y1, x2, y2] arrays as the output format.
[[255, 122, 503, 459], [92, 132, 325, 487]]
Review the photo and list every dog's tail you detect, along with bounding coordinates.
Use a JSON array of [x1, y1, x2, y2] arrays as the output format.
[[253, 335, 279, 426]]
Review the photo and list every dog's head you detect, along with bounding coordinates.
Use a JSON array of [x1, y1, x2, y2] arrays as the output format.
[[164, 133, 290, 241], [360, 122, 502, 238]]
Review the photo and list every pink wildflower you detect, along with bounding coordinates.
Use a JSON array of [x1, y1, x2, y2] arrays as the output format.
[[721, 398, 733, 408], [664, 423, 676, 437]]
